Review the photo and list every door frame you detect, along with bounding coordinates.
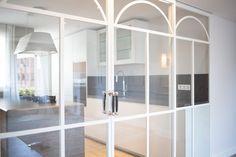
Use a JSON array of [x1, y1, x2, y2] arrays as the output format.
[[0, 1, 211, 157]]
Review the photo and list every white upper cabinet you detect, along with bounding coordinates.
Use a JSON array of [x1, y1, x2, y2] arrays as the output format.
[[98, 30, 106, 63], [98, 19, 146, 65]]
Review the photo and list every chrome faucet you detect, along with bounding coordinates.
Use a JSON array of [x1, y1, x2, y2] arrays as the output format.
[[115, 70, 127, 97]]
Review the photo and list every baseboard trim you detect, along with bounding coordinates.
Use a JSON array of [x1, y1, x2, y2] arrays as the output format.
[[212, 145, 236, 157]]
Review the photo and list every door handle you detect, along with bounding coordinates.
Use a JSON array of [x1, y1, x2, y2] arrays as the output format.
[[102, 91, 119, 115], [112, 95, 115, 113], [114, 92, 118, 114], [103, 91, 106, 114]]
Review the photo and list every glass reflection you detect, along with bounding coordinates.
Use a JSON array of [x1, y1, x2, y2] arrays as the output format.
[[150, 114, 173, 157], [1, 131, 59, 157], [149, 34, 172, 112], [176, 7, 209, 41], [0, 8, 59, 132], [7, 0, 106, 21], [194, 106, 210, 157], [65, 124, 107, 157], [64, 19, 107, 123], [114, 28, 146, 117], [176, 109, 193, 157], [194, 42, 209, 105], [115, 0, 173, 33], [115, 118, 146, 157], [176, 39, 192, 107]]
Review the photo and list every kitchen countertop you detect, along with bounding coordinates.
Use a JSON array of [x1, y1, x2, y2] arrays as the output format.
[[0, 99, 82, 112]]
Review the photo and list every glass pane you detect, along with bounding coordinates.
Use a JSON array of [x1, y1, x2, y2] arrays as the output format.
[[65, 124, 107, 157], [115, 118, 146, 157], [176, 39, 192, 107], [7, 0, 106, 21], [150, 113, 173, 157], [176, 109, 193, 157], [149, 34, 172, 112], [115, 0, 173, 33], [194, 106, 210, 157], [194, 42, 209, 105], [0, 8, 59, 132], [1, 131, 59, 157], [176, 7, 209, 41], [64, 19, 107, 123], [114, 28, 146, 117]]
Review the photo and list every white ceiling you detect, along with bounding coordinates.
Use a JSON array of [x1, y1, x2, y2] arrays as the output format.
[[178, 0, 236, 23], [1, 0, 235, 35], [5, 0, 236, 23]]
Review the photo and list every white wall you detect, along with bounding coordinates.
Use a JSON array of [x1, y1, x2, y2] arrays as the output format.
[[210, 15, 236, 157]]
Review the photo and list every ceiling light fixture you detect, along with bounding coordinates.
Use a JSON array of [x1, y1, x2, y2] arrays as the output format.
[[14, 32, 57, 56], [161, 53, 168, 68]]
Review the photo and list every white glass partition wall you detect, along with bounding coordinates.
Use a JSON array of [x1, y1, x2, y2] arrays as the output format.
[[0, 1, 210, 157]]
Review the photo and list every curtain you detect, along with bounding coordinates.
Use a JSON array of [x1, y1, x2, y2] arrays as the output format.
[[0, 24, 7, 90], [0, 24, 19, 101], [7, 24, 19, 101], [0, 23, 19, 101]]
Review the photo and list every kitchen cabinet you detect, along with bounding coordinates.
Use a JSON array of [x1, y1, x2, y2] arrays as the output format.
[[98, 19, 146, 65], [65, 30, 98, 63], [64, 30, 98, 102]]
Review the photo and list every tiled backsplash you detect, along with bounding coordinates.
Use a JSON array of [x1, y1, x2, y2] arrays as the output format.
[[177, 75, 191, 107], [87, 74, 208, 106], [194, 74, 209, 105], [87, 75, 169, 105], [177, 74, 209, 107]]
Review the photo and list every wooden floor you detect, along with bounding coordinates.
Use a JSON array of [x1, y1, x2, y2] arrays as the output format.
[[85, 138, 135, 157]]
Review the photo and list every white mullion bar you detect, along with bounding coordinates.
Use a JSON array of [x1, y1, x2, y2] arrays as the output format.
[[106, 0, 114, 101], [175, 103, 210, 111], [0, 3, 107, 26], [176, 105, 193, 111], [191, 40, 195, 157], [109, 117, 115, 157], [145, 32, 150, 157], [192, 107, 195, 157], [149, 110, 175, 117], [106, 0, 114, 156], [193, 103, 210, 109], [176, 36, 209, 45], [114, 114, 147, 122], [0, 126, 61, 139], [0, 119, 110, 139], [60, 129, 65, 157], [191, 41, 195, 106], [59, 17, 65, 157], [64, 119, 109, 129], [171, 2, 177, 157], [172, 112, 177, 157], [114, 24, 173, 38]]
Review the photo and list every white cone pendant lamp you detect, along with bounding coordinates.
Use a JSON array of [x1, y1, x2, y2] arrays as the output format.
[[14, 32, 57, 55]]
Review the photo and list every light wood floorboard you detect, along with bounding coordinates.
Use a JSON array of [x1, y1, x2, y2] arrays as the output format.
[[85, 138, 135, 157]]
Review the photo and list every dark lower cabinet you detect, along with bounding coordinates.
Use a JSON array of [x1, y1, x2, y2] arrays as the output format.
[[73, 85, 86, 106], [0, 105, 85, 157]]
